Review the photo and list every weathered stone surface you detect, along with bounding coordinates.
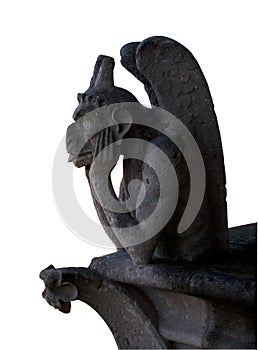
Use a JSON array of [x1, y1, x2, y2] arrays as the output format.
[[88, 224, 256, 348], [41, 36, 256, 349], [90, 251, 255, 307], [40, 265, 169, 349], [66, 36, 229, 265], [40, 224, 256, 349], [121, 36, 228, 253], [143, 289, 255, 349]]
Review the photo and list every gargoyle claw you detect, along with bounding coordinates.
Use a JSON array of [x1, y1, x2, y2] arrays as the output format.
[[40, 265, 78, 314]]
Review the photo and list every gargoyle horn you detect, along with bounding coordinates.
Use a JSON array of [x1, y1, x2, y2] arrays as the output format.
[[93, 55, 115, 90]]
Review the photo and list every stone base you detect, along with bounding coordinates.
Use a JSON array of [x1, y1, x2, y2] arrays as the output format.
[[40, 224, 257, 349]]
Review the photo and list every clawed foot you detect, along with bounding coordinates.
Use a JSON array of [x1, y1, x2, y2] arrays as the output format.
[[125, 235, 161, 266], [40, 265, 78, 313], [126, 246, 152, 266]]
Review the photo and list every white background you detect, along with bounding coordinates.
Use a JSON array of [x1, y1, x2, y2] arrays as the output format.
[[0, 1, 257, 349]]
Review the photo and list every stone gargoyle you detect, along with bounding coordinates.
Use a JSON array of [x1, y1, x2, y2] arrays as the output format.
[[66, 36, 229, 266], [40, 37, 256, 350]]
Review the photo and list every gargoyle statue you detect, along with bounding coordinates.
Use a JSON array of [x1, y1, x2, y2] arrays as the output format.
[[66, 36, 229, 265]]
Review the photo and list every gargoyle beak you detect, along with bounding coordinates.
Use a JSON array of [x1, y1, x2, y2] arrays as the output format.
[[68, 154, 77, 162]]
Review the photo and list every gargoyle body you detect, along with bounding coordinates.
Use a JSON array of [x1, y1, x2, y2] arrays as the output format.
[[66, 36, 229, 265]]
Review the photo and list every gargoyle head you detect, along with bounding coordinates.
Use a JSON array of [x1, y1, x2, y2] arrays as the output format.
[[67, 55, 138, 168]]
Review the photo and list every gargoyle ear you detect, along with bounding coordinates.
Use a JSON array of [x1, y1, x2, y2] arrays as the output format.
[[111, 106, 132, 139]]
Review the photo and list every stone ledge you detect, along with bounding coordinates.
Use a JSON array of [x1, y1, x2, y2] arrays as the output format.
[[90, 224, 256, 307]]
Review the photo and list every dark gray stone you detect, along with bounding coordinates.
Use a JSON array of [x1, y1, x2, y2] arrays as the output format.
[[40, 224, 256, 349], [90, 224, 256, 307], [89, 223, 256, 348], [66, 36, 229, 265], [41, 36, 256, 349], [40, 265, 169, 349], [125, 37, 228, 251]]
